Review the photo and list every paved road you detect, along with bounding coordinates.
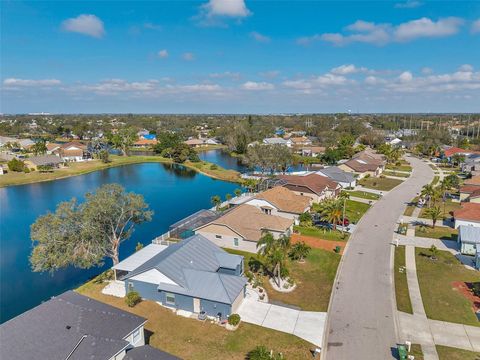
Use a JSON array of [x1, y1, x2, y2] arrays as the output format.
[[323, 156, 434, 360]]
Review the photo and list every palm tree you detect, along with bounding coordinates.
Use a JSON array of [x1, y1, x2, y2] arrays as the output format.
[[289, 242, 311, 262], [338, 191, 350, 233], [257, 232, 290, 287], [426, 206, 442, 228], [421, 184, 435, 207], [318, 198, 342, 231], [429, 245, 438, 260], [211, 195, 221, 210], [234, 188, 242, 197]]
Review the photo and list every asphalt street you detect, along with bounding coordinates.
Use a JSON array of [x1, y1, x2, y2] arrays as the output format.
[[323, 156, 434, 360]]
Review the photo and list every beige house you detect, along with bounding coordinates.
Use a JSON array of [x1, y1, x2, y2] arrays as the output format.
[[245, 186, 311, 221], [277, 173, 341, 203], [184, 138, 205, 147], [195, 204, 294, 253], [338, 149, 386, 178]]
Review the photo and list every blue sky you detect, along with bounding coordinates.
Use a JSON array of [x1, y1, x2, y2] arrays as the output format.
[[1, 0, 480, 113]]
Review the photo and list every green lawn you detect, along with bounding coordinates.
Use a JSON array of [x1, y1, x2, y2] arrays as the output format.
[[386, 163, 412, 172], [77, 280, 313, 360], [227, 248, 341, 312], [345, 199, 371, 223], [358, 177, 403, 191], [394, 246, 413, 314], [346, 190, 381, 200], [415, 226, 458, 241], [416, 248, 480, 326], [437, 345, 480, 360], [404, 196, 419, 216], [432, 175, 440, 186], [293, 225, 349, 241], [419, 200, 462, 219], [383, 170, 410, 178]]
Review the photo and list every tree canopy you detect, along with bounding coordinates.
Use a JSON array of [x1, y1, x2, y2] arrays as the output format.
[[30, 184, 153, 272]]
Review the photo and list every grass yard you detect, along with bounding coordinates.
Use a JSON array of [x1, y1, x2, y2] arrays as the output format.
[[394, 246, 413, 314], [345, 190, 381, 200], [415, 226, 458, 241], [293, 225, 349, 241], [436, 345, 480, 360], [404, 196, 419, 216], [383, 170, 410, 178], [386, 163, 412, 172], [227, 248, 341, 312], [0, 155, 242, 187], [419, 200, 462, 219], [409, 344, 424, 360], [345, 199, 371, 223], [416, 248, 480, 327], [431, 175, 440, 186], [77, 281, 313, 360], [358, 176, 403, 191]]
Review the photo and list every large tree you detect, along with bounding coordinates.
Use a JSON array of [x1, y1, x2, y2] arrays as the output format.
[[108, 127, 137, 156], [256, 232, 291, 287], [30, 184, 153, 272]]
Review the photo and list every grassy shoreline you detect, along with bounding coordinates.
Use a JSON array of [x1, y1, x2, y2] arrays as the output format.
[[0, 154, 242, 187]]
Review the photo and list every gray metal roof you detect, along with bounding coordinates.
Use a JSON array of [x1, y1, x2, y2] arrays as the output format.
[[316, 166, 356, 184], [0, 291, 146, 360], [125, 235, 246, 304], [458, 225, 480, 244], [125, 345, 180, 360], [113, 243, 169, 272]]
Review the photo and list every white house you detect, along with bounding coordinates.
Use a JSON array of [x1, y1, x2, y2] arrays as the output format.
[[458, 226, 480, 255], [453, 203, 480, 228]]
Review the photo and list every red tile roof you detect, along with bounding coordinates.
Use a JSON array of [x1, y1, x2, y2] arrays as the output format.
[[465, 175, 480, 186], [443, 147, 469, 157], [454, 203, 480, 222], [460, 184, 480, 194]]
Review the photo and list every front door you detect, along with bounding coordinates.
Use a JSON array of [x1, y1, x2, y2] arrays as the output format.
[[193, 298, 201, 313]]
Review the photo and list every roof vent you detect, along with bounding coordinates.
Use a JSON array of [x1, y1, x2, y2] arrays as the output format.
[[66, 325, 71, 330]]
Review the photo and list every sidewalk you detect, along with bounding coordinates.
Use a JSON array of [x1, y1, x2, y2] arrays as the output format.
[[354, 185, 387, 195]]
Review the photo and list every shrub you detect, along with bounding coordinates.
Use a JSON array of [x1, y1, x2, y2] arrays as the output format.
[[93, 269, 114, 284], [228, 313, 240, 326], [210, 164, 218, 170], [125, 291, 141, 307], [7, 158, 25, 172], [364, 174, 371, 179], [472, 282, 480, 297], [24, 167, 30, 173], [248, 345, 283, 360], [244, 270, 254, 282]]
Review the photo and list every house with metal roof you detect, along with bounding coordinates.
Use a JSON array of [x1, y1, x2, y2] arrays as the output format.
[[120, 235, 246, 320], [262, 137, 292, 147], [458, 225, 480, 255], [316, 166, 356, 188], [0, 290, 177, 360]]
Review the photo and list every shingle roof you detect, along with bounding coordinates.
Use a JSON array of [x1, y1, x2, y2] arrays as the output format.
[[277, 173, 339, 196], [26, 154, 63, 166], [454, 203, 480, 222], [125, 345, 180, 360], [254, 186, 311, 214], [263, 137, 289, 145], [465, 175, 480, 186], [460, 184, 480, 194], [124, 235, 246, 304], [458, 225, 480, 244], [316, 166, 356, 184], [0, 291, 146, 360], [203, 204, 294, 242]]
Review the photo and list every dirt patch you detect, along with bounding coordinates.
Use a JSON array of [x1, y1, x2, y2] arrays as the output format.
[[291, 233, 345, 254], [452, 281, 480, 313]]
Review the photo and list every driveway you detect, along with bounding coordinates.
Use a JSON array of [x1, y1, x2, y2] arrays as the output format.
[[323, 156, 434, 360], [237, 298, 326, 347]]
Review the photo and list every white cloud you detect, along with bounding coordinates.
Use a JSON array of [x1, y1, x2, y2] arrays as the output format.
[[421, 67, 433, 75], [394, 1, 423, 9], [331, 64, 369, 75], [394, 17, 464, 42], [299, 17, 464, 46], [182, 52, 195, 61], [259, 70, 280, 78], [364, 76, 386, 85], [283, 73, 353, 90], [143, 22, 162, 31], [61, 14, 105, 38], [158, 49, 169, 58], [472, 19, 480, 33], [398, 71, 414, 83], [202, 0, 251, 17], [209, 71, 241, 80], [250, 31, 270, 43], [459, 64, 473, 72], [241, 81, 275, 90], [3, 78, 61, 87]]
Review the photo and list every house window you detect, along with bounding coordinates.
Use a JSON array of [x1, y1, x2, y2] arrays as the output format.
[[128, 282, 134, 292], [215, 235, 222, 239], [234, 238, 239, 246], [132, 328, 141, 344], [165, 293, 175, 306], [261, 208, 272, 215]]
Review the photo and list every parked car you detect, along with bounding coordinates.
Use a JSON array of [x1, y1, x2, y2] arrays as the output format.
[[314, 220, 333, 230], [337, 218, 350, 226]]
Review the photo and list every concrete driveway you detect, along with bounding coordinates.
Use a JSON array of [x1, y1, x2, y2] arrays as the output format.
[[237, 298, 326, 346]]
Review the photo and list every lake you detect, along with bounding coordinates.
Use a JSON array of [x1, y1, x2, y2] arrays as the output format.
[[0, 161, 239, 323]]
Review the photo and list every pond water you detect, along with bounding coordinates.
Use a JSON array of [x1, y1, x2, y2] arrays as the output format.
[[0, 162, 238, 323]]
